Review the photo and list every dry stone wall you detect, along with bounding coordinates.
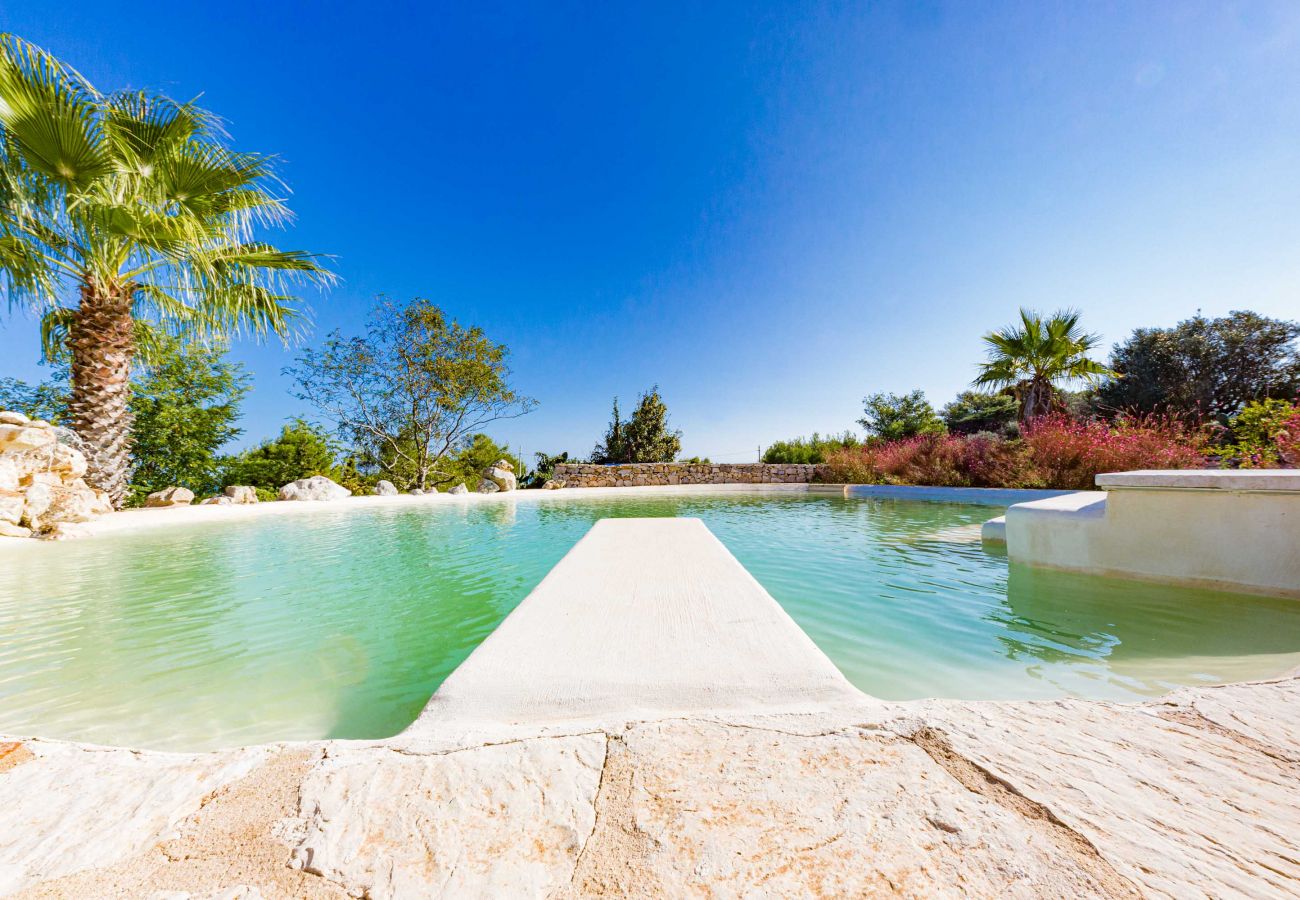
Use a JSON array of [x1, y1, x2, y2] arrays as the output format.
[[550, 462, 830, 488]]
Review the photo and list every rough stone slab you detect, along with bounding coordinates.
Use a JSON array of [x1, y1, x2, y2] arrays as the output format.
[[0, 739, 270, 894], [291, 734, 606, 897], [1097, 468, 1300, 491], [911, 682, 1300, 898], [414, 518, 862, 729]]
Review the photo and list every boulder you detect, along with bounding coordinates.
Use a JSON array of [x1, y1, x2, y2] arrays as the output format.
[[278, 476, 351, 502], [477, 478, 500, 494], [409, 488, 425, 496], [0, 411, 30, 426], [200, 496, 233, 505], [0, 520, 31, 539], [22, 483, 100, 532], [448, 483, 469, 495], [223, 485, 259, 504], [0, 490, 24, 525], [374, 480, 398, 496], [484, 460, 517, 492], [145, 486, 195, 508], [0, 424, 55, 453], [543, 479, 565, 490]]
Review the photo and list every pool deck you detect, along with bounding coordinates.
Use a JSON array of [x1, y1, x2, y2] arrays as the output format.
[[2, 506, 1298, 897]]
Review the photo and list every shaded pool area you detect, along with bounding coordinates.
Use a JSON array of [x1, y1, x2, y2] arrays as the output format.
[[2, 492, 1298, 750]]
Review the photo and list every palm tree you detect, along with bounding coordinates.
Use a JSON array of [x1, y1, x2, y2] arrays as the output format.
[[0, 35, 331, 505], [974, 309, 1114, 423]]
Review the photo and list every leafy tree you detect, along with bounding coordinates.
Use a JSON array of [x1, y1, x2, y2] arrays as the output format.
[[0, 337, 249, 502], [941, 390, 1019, 436], [1096, 311, 1300, 422], [762, 432, 861, 464], [0, 36, 331, 505], [287, 297, 535, 491], [222, 420, 337, 496], [974, 309, 1114, 423], [591, 386, 682, 463], [858, 391, 946, 442], [127, 337, 249, 502], [437, 434, 521, 491]]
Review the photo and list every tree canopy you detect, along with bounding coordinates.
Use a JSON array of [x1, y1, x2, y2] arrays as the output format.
[[591, 386, 682, 463], [858, 390, 946, 441], [285, 297, 535, 490], [1096, 311, 1300, 422]]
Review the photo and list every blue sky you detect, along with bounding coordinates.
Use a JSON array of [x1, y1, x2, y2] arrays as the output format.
[[2, 2, 1299, 462]]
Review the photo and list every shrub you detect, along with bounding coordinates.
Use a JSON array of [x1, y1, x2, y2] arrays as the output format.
[[1210, 398, 1298, 468], [763, 432, 861, 464], [1277, 409, 1300, 466], [941, 391, 1018, 436], [823, 433, 1037, 488], [1022, 414, 1207, 490]]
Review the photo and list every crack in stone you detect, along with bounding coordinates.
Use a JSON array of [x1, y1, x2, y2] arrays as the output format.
[[1156, 707, 1299, 766], [905, 726, 1142, 900]]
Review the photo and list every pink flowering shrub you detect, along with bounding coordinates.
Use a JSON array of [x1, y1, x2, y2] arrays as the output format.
[[822, 414, 1208, 490], [1021, 414, 1207, 490], [1277, 409, 1300, 466]]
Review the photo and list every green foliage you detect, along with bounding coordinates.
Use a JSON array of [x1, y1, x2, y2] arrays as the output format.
[[0, 374, 67, 423], [591, 386, 682, 463], [1097, 311, 1300, 423], [287, 297, 535, 491], [221, 420, 338, 494], [762, 432, 861, 464], [0, 34, 333, 345], [1210, 398, 1299, 467], [679, 455, 712, 464], [974, 309, 1114, 422], [437, 434, 521, 491], [524, 450, 570, 488], [858, 391, 946, 442], [126, 337, 250, 504], [941, 391, 1019, 436]]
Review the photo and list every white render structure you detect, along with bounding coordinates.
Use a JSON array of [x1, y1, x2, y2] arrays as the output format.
[[999, 469, 1300, 598]]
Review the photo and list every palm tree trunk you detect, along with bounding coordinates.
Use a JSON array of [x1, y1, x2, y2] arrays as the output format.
[[1020, 378, 1054, 423], [68, 282, 135, 508]]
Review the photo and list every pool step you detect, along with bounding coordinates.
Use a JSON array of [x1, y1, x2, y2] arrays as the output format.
[[412, 517, 863, 728]]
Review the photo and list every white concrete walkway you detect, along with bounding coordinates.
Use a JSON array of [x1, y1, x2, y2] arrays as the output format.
[[414, 517, 863, 729]]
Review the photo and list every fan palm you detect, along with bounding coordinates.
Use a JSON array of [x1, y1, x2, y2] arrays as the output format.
[[974, 309, 1114, 423], [0, 35, 332, 505]]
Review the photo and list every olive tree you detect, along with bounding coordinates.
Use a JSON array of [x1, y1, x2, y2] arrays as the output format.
[[286, 297, 535, 490]]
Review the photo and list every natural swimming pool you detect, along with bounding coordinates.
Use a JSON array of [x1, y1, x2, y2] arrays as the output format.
[[2, 492, 1298, 751]]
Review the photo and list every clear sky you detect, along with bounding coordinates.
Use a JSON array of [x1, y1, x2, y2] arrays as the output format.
[[2, 2, 1298, 462]]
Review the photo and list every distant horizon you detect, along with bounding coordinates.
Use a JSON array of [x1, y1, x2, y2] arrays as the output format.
[[3, 2, 1299, 462]]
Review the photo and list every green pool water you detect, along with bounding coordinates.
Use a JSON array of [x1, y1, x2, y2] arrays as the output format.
[[2, 493, 1298, 751]]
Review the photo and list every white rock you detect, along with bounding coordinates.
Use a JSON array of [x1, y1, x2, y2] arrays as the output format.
[[484, 460, 517, 492], [145, 487, 195, 508], [0, 410, 31, 426], [277, 476, 351, 502], [409, 488, 424, 495], [200, 496, 233, 506], [477, 478, 500, 494], [0, 490, 23, 525], [0, 424, 54, 453], [374, 480, 398, 496], [448, 483, 468, 495], [222, 485, 259, 504], [0, 520, 31, 538]]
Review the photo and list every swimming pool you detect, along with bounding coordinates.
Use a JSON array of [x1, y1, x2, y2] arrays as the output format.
[[2, 492, 1297, 750]]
